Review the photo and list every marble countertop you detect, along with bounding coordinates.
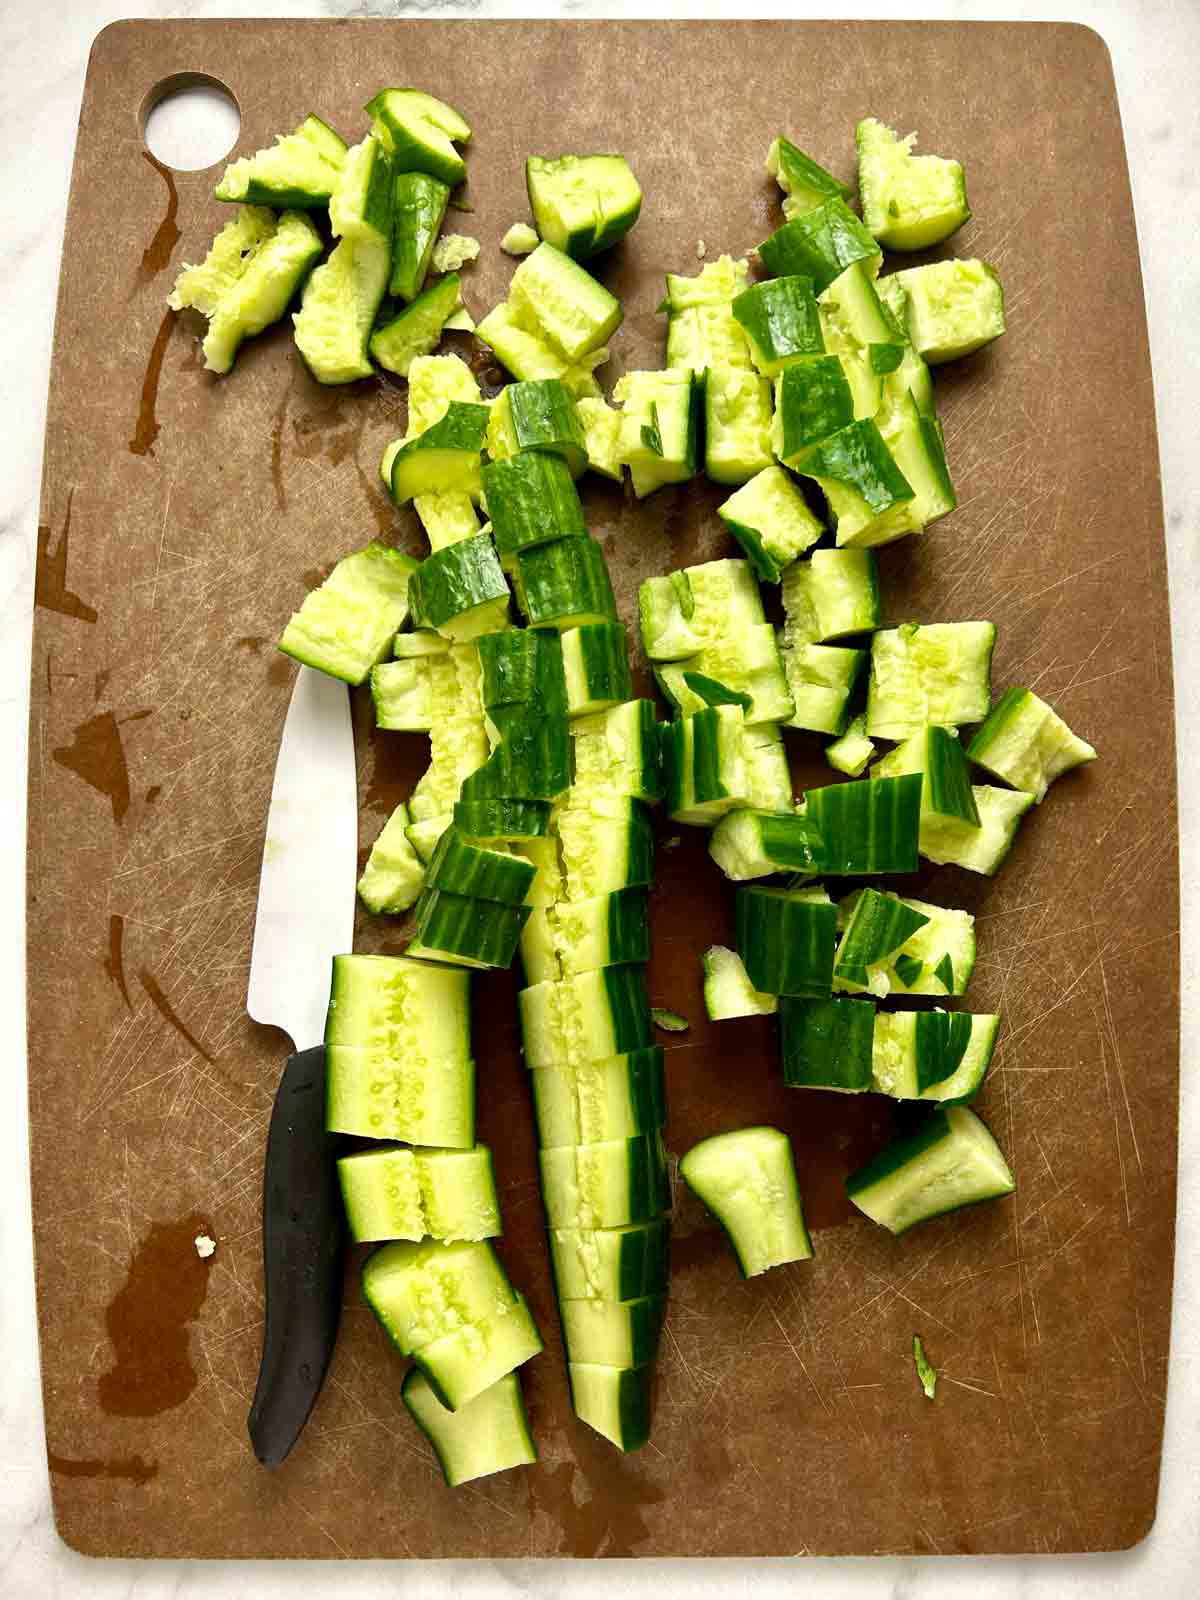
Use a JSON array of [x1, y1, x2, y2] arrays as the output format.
[[2, 0, 1198, 1593]]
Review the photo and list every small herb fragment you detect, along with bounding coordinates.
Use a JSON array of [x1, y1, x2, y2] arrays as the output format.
[[913, 1334, 937, 1400], [652, 1007, 690, 1034]]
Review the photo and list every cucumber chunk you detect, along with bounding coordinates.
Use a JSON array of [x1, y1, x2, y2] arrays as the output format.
[[526, 153, 642, 259], [476, 300, 609, 393], [530, 1045, 665, 1146], [410, 885, 530, 969], [662, 706, 752, 826], [509, 242, 623, 361], [486, 379, 588, 476], [767, 135, 851, 219], [408, 530, 510, 641], [389, 171, 451, 301], [834, 890, 975, 999], [718, 465, 824, 583], [794, 419, 918, 548], [470, 627, 570, 801], [482, 451, 588, 564], [293, 235, 390, 384], [359, 801, 427, 913], [782, 548, 881, 647], [857, 117, 971, 251], [372, 639, 439, 730], [390, 402, 491, 505], [366, 88, 471, 187], [338, 1143, 500, 1243], [702, 945, 778, 1019], [825, 714, 875, 777], [803, 773, 922, 875], [657, 624, 793, 727], [514, 536, 618, 630], [169, 205, 278, 318], [362, 1239, 515, 1357], [403, 1369, 536, 1487], [816, 259, 905, 419], [663, 255, 754, 374], [278, 541, 416, 684], [639, 558, 765, 662], [758, 199, 882, 296], [732, 275, 824, 377], [406, 350, 483, 433], [780, 996, 876, 1092], [866, 622, 996, 740], [329, 135, 394, 247], [555, 793, 655, 900], [780, 641, 866, 735], [709, 808, 823, 883], [913, 783, 1034, 876], [895, 259, 1005, 364], [325, 952, 470, 1057], [705, 367, 774, 485], [551, 1218, 669, 1301], [571, 699, 661, 805], [370, 272, 461, 377], [519, 965, 654, 1070], [771, 357, 855, 462], [575, 397, 625, 480], [846, 1105, 1014, 1234], [455, 796, 551, 843], [569, 1363, 653, 1453], [539, 1133, 668, 1228], [871, 1009, 1000, 1101], [744, 721, 795, 812], [735, 884, 836, 997], [680, 1126, 813, 1277], [561, 623, 634, 717], [560, 1295, 666, 1369], [427, 826, 535, 905], [614, 368, 701, 498], [967, 686, 1097, 802], [215, 117, 346, 208], [501, 223, 540, 256], [833, 887, 930, 988], [414, 1293, 543, 1412]]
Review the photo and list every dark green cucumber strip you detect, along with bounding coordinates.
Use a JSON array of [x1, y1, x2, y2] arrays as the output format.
[[917, 725, 980, 825], [735, 886, 836, 998], [846, 1105, 1015, 1235], [390, 402, 491, 505], [477, 625, 567, 716], [410, 885, 530, 969], [913, 1010, 973, 1094], [833, 887, 930, 987], [681, 672, 751, 710], [731, 275, 824, 375], [408, 531, 510, 639], [661, 706, 749, 826], [773, 357, 855, 462], [894, 955, 925, 988], [389, 171, 450, 300], [803, 774, 922, 874], [370, 272, 461, 377], [758, 199, 882, 295], [515, 537, 618, 630], [551, 1217, 669, 1301], [569, 1362, 653, 1453], [426, 826, 535, 905], [562, 622, 634, 716], [455, 796, 551, 840], [780, 996, 876, 1091], [481, 451, 587, 561], [796, 417, 914, 514], [492, 378, 588, 475], [559, 1295, 666, 1369], [215, 117, 347, 208]]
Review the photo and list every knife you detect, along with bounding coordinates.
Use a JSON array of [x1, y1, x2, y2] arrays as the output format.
[[246, 663, 358, 1467]]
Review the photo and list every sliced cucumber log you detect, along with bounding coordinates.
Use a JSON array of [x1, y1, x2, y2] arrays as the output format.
[[846, 1105, 1014, 1235], [866, 622, 996, 740], [614, 368, 701, 498], [483, 450, 588, 569], [487, 379, 587, 476], [871, 1009, 1000, 1101], [338, 1143, 500, 1243], [390, 402, 491, 505], [895, 259, 1005, 363], [389, 171, 451, 301], [215, 116, 347, 208], [326, 952, 470, 1055], [561, 623, 634, 716], [825, 714, 875, 777], [834, 890, 975, 999], [569, 1363, 653, 1453], [833, 887, 930, 988], [521, 887, 651, 985], [661, 706, 751, 826], [539, 1133, 667, 1229], [732, 275, 825, 377], [571, 699, 662, 805], [803, 773, 922, 875], [657, 624, 793, 727], [427, 826, 535, 905], [327, 1044, 475, 1148], [358, 801, 426, 914], [779, 996, 876, 1092], [771, 356, 855, 463], [509, 241, 623, 361], [366, 88, 471, 187], [767, 135, 850, 219], [639, 558, 765, 662], [717, 465, 824, 583], [519, 965, 654, 1070], [736, 884, 836, 997], [279, 541, 416, 684], [403, 1369, 536, 1487], [705, 367, 774, 485], [514, 536, 618, 630], [551, 1219, 668, 1304], [680, 1126, 813, 1277], [555, 793, 655, 900], [782, 548, 881, 647], [758, 199, 882, 295], [560, 1295, 666, 1369], [408, 531, 510, 641], [780, 641, 866, 736], [293, 235, 390, 384], [575, 396, 625, 480], [471, 627, 571, 800], [526, 153, 642, 259], [708, 808, 823, 883], [409, 885, 530, 969], [702, 945, 778, 1019], [531, 1045, 665, 1147], [370, 272, 461, 377], [967, 686, 1097, 801], [793, 418, 918, 548], [856, 117, 970, 251]]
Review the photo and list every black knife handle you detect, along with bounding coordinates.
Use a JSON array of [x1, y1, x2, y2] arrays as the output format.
[[247, 1045, 345, 1468]]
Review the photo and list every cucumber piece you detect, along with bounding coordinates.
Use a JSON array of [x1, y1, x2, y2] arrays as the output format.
[[531, 1044, 665, 1146], [702, 945, 778, 1018], [657, 624, 794, 728], [501, 223, 540, 256], [560, 1295, 665, 1368], [803, 773, 922, 875], [389, 171, 451, 300], [758, 199, 882, 296], [744, 722, 794, 811], [782, 547, 880, 647], [370, 273, 461, 377], [414, 1293, 543, 1412], [825, 714, 875, 777], [561, 623, 633, 717], [407, 644, 490, 830], [550, 1218, 669, 1300], [771, 357, 855, 463], [279, 541, 416, 684], [372, 653, 435, 732], [662, 706, 751, 826], [293, 235, 390, 384], [705, 367, 774, 485], [663, 255, 754, 373], [476, 624, 569, 726], [522, 888, 651, 985], [168, 205, 278, 319], [794, 419, 918, 549], [338, 1143, 500, 1244], [509, 241, 623, 361], [486, 379, 587, 476], [572, 699, 661, 805], [857, 118, 970, 252], [709, 808, 823, 882], [614, 368, 701, 498], [538, 1133, 667, 1228], [735, 884, 835, 997], [866, 622, 996, 740], [575, 397, 625, 480], [359, 801, 426, 914], [732, 275, 824, 377], [871, 1009, 1000, 1100], [525, 153, 642, 259], [482, 451, 588, 564], [325, 952, 470, 1054], [639, 558, 765, 662], [664, 253, 750, 311], [816, 259, 905, 420], [895, 259, 1005, 363], [408, 531, 510, 641], [390, 402, 491, 505], [406, 816, 453, 864], [967, 686, 1097, 802], [403, 1369, 536, 1487], [475, 300, 609, 393], [833, 887, 929, 988], [911, 783, 1034, 875], [329, 135, 394, 247], [410, 886, 529, 969], [366, 88, 471, 187], [455, 796, 551, 843], [426, 826, 534, 905], [779, 996, 876, 1092], [556, 794, 655, 900], [519, 965, 654, 1070], [416, 1147, 503, 1242], [834, 890, 975, 999], [327, 1047, 475, 1147], [406, 350, 483, 433], [296, 113, 348, 163], [847, 1105, 1014, 1235], [767, 135, 851, 219], [873, 726, 981, 838], [215, 119, 346, 208], [569, 1363, 653, 1453], [780, 642, 866, 736], [362, 1239, 515, 1357], [514, 536, 617, 630], [718, 465, 824, 583], [878, 390, 957, 529], [680, 1126, 813, 1277]]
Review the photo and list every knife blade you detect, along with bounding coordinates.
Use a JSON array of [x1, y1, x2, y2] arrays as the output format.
[[246, 664, 357, 1468]]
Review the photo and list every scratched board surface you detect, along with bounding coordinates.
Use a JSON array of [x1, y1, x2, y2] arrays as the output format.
[[27, 19, 1176, 1558]]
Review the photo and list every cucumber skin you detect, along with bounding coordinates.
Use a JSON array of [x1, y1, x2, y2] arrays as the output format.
[[804, 774, 922, 875], [735, 889, 837, 999], [780, 996, 876, 1091], [758, 199, 882, 295]]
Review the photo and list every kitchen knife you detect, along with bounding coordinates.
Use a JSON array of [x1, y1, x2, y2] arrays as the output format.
[[246, 664, 358, 1467]]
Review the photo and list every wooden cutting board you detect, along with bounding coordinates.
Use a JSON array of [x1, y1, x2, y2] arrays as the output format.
[[27, 18, 1176, 1559]]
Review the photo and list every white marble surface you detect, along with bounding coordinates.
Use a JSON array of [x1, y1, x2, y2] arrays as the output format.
[[2, 0, 1199, 1592]]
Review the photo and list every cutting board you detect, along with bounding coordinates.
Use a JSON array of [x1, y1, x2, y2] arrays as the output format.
[[27, 18, 1177, 1559]]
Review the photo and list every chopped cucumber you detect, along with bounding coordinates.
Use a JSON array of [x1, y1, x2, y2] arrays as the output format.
[[856, 117, 970, 251], [736, 884, 836, 998], [561, 623, 633, 717], [358, 801, 427, 913], [575, 396, 625, 480], [816, 259, 905, 418], [426, 827, 535, 905], [732, 275, 825, 377], [475, 300, 608, 392], [370, 272, 461, 377], [662, 706, 751, 825], [482, 451, 587, 564], [519, 965, 654, 1070], [913, 783, 1034, 876], [338, 1143, 500, 1244], [560, 1295, 666, 1369], [967, 686, 1097, 801], [525, 153, 642, 258], [766, 135, 850, 219], [780, 641, 866, 736], [718, 465, 824, 583], [530, 1045, 664, 1145], [403, 1369, 536, 1487], [846, 1105, 1014, 1234], [215, 117, 346, 208], [406, 350, 483, 433], [362, 1239, 515, 1357], [834, 890, 975, 999], [521, 886, 651, 983], [866, 622, 996, 740], [390, 401, 491, 505], [663, 255, 754, 373], [758, 199, 882, 295], [780, 995, 876, 1092], [878, 390, 957, 528], [413, 1293, 542, 1412], [571, 699, 661, 805], [569, 1363, 653, 1453], [509, 242, 623, 361], [614, 368, 701, 498], [833, 887, 930, 988], [874, 727, 981, 844], [705, 367, 774, 485], [456, 796, 551, 843], [279, 542, 416, 684], [871, 1009, 1000, 1102], [702, 945, 778, 1018], [550, 1218, 669, 1301], [413, 492, 480, 549], [771, 356, 855, 463], [656, 623, 793, 727], [782, 548, 881, 647], [639, 558, 764, 662], [408, 531, 510, 641], [803, 773, 922, 875], [539, 1133, 668, 1228], [486, 379, 587, 476], [326, 1041, 475, 1148], [709, 807, 823, 882], [555, 793, 655, 901], [895, 259, 1005, 363], [366, 88, 471, 187], [680, 1126, 813, 1277], [743, 721, 794, 811], [169, 205, 278, 318], [794, 418, 918, 548], [329, 135, 393, 247], [826, 714, 875, 777], [293, 235, 390, 384], [389, 171, 451, 301], [409, 885, 529, 969], [514, 536, 618, 630], [501, 222, 540, 256], [431, 234, 479, 273]]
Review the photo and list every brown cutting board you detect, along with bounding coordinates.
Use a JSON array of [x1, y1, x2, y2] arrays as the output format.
[[27, 18, 1176, 1559]]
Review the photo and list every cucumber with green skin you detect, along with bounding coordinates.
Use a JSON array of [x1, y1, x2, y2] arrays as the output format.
[[866, 623, 995, 740], [873, 725, 980, 832], [482, 451, 588, 563], [771, 357, 856, 463], [555, 794, 656, 900], [735, 884, 836, 998], [560, 1295, 666, 1369], [338, 1143, 500, 1244], [781, 548, 880, 647], [656, 623, 793, 727], [215, 115, 347, 208], [407, 530, 510, 641], [817, 260, 905, 419], [780, 996, 876, 1092], [329, 135, 394, 247], [575, 397, 625, 480], [571, 699, 662, 805], [370, 272, 461, 377], [718, 465, 825, 583], [515, 536, 618, 630], [705, 367, 774, 485], [780, 641, 866, 736], [475, 300, 609, 393], [358, 801, 426, 914], [521, 887, 651, 984], [846, 1105, 1014, 1235], [455, 796, 551, 842], [569, 1363, 653, 1453], [662, 255, 754, 374], [680, 1126, 813, 1277], [881, 391, 957, 529], [767, 135, 850, 218], [463, 630, 571, 803], [293, 235, 391, 384], [709, 808, 824, 882], [487, 379, 588, 476], [550, 1217, 669, 1300], [530, 1044, 665, 1146], [639, 559, 765, 662], [561, 623, 633, 716], [409, 885, 530, 970], [803, 773, 922, 875], [967, 686, 1097, 802], [366, 88, 471, 186], [857, 118, 970, 252], [518, 965, 655, 1070], [279, 541, 417, 685], [825, 714, 875, 777], [661, 706, 751, 826], [833, 887, 931, 988], [538, 1133, 668, 1228], [403, 1369, 537, 1486], [389, 402, 491, 505], [326, 1046, 476, 1147], [526, 153, 642, 259], [426, 826, 535, 905], [389, 171, 450, 301], [895, 258, 1005, 363], [793, 418, 918, 548], [872, 1011, 1001, 1102], [614, 367, 702, 498], [412, 1293, 542, 1413], [834, 890, 975, 999], [758, 199, 882, 295], [732, 275, 825, 377], [510, 242, 623, 361]]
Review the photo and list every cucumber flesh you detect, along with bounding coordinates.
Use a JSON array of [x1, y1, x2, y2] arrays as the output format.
[[856, 117, 970, 251], [279, 541, 416, 684], [366, 88, 471, 187], [967, 686, 1097, 802], [403, 1369, 536, 1486], [370, 272, 461, 377], [895, 258, 1005, 363], [358, 801, 426, 913], [702, 945, 778, 1019], [680, 1126, 813, 1277], [525, 153, 642, 259], [846, 1105, 1014, 1234]]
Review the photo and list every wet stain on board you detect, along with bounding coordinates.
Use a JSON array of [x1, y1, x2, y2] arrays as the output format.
[[136, 151, 180, 281], [129, 309, 177, 457], [138, 969, 214, 1063], [98, 1213, 212, 1418], [52, 711, 133, 822], [48, 1451, 158, 1485], [103, 914, 131, 1009], [529, 1439, 667, 1557], [35, 489, 97, 624]]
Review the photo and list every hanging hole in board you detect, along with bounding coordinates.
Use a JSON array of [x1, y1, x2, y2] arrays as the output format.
[[141, 73, 241, 172]]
